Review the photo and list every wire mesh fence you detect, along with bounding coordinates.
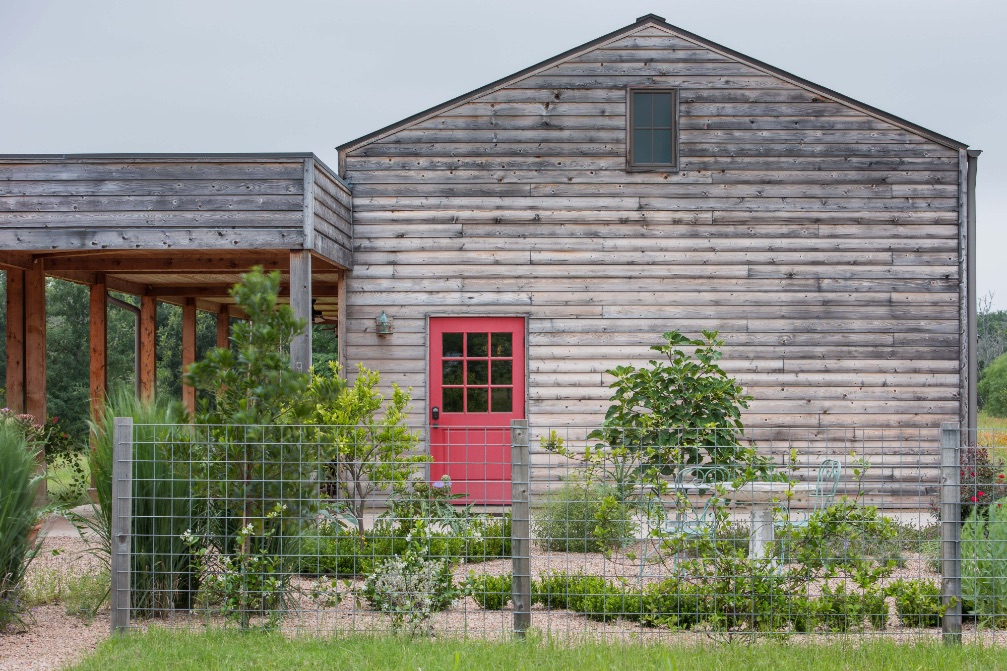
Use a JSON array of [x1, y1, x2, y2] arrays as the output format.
[[107, 419, 1007, 643]]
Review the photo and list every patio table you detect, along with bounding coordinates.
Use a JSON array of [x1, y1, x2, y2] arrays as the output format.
[[663, 480, 819, 559]]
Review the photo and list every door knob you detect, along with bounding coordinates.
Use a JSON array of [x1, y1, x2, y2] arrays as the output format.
[[431, 406, 440, 421]]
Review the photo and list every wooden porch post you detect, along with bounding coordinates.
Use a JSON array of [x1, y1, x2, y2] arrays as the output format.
[[89, 276, 108, 420], [216, 304, 230, 350], [5, 269, 25, 413], [181, 298, 196, 414], [25, 258, 46, 423], [289, 250, 312, 373], [336, 270, 347, 376], [139, 295, 157, 402]]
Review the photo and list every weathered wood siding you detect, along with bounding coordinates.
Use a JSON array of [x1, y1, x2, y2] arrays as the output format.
[[311, 159, 353, 269], [342, 25, 962, 451], [0, 155, 348, 268]]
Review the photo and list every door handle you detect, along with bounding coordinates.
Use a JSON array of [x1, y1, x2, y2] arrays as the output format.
[[431, 406, 440, 421]]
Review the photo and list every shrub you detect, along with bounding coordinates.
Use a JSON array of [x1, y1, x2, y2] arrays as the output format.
[[465, 514, 511, 561], [466, 573, 511, 610], [297, 521, 370, 578], [363, 550, 459, 635], [887, 578, 943, 628], [533, 483, 637, 553], [82, 390, 198, 617], [816, 582, 887, 632], [979, 352, 1007, 417], [961, 496, 1007, 622], [586, 331, 771, 480], [0, 425, 43, 631]]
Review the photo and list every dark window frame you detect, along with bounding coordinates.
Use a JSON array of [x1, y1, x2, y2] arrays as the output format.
[[626, 87, 680, 172]]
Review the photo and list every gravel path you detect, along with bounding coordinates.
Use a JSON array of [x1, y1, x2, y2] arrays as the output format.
[[0, 524, 108, 671]]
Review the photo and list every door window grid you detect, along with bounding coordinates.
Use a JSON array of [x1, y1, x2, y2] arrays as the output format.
[[441, 331, 513, 413]]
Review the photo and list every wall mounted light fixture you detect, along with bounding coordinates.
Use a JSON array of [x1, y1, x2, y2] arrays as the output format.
[[375, 311, 393, 335]]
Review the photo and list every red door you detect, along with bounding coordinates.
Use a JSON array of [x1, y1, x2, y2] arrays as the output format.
[[429, 317, 525, 504]]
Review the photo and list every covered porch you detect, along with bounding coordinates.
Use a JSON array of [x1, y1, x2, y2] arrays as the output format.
[[0, 153, 353, 449]]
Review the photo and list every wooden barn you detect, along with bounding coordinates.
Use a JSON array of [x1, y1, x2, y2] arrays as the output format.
[[0, 14, 978, 502]]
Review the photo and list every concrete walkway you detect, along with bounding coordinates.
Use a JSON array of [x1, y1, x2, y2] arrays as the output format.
[[40, 504, 99, 538]]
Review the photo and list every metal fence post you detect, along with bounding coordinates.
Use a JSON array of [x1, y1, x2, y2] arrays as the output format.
[[940, 421, 962, 644], [510, 419, 531, 638], [110, 417, 133, 635]]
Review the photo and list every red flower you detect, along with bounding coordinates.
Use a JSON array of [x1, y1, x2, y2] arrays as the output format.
[[971, 496, 978, 502], [1000, 474, 1005, 479], [979, 491, 986, 497]]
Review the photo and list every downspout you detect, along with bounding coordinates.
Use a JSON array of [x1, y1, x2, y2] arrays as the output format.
[[967, 149, 981, 433], [108, 295, 141, 398]]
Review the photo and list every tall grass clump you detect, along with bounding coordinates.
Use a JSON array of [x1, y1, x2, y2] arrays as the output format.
[[80, 390, 199, 617], [0, 425, 44, 631]]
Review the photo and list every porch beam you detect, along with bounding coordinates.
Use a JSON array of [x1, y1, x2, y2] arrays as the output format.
[[89, 276, 108, 421], [139, 295, 157, 402], [41, 254, 290, 273], [5, 269, 25, 413], [216, 304, 231, 350], [289, 250, 312, 373], [182, 298, 196, 414]]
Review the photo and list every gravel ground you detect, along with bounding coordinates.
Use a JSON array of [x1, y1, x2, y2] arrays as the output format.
[[0, 524, 109, 671], [1, 518, 1000, 670]]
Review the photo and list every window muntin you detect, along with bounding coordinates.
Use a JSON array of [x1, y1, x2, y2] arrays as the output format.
[[628, 89, 678, 169]]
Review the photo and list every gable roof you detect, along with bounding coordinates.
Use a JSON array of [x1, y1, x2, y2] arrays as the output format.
[[337, 13, 967, 155]]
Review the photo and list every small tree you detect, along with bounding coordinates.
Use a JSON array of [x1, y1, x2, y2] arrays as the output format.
[[588, 330, 766, 478], [309, 363, 424, 534], [183, 268, 313, 565]]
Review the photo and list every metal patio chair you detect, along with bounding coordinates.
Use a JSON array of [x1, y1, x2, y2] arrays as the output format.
[[775, 458, 841, 563], [638, 464, 730, 577]]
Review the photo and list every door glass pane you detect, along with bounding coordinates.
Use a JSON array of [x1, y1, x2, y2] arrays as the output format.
[[491, 360, 512, 385], [442, 333, 464, 357], [652, 93, 673, 128], [490, 332, 512, 357], [467, 360, 488, 385], [467, 387, 488, 413], [491, 387, 513, 413], [653, 129, 673, 164], [443, 388, 463, 413], [633, 130, 653, 164], [442, 360, 463, 385], [633, 92, 652, 127], [467, 332, 488, 357]]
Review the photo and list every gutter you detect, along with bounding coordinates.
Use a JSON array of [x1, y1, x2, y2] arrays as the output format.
[[968, 150, 981, 433]]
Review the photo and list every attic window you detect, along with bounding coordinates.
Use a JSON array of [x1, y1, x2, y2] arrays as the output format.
[[628, 89, 679, 170]]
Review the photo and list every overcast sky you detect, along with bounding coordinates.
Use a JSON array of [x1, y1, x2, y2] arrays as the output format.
[[2, 0, 1004, 305]]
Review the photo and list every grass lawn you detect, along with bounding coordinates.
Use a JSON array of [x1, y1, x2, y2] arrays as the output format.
[[47, 453, 91, 507], [68, 629, 1004, 671]]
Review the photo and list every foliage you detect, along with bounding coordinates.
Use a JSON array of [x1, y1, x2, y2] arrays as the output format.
[[309, 362, 424, 534], [185, 267, 309, 427], [532, 483, 637, 553], [959, 445, 1007, 520], [363, 523, 461, 635], [979, 353, 1007, 416], [0, 425, 43, 632], [465, 572, 511, 610], [815, 582, 887, 632], [184, 268, 317, 576], [961, 496, 1007, 623], [587, 331, 768, 479], [887, 578, 943, 628], [76, 389, 196, 617], [184, 503, 287, 630], [386, 473, 469, 536]]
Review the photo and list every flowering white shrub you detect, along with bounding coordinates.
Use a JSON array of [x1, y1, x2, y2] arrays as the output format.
[[363, 547, 457, 635]]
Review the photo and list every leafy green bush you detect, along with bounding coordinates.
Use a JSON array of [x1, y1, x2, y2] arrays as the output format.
[[887, 578, 943, 628], [816, 582, 887, 632], [961, 496, 1007, 621], [297, 522, 370, 578], [979, 352, 1007, 417], [587, 331, 771, 479], [0, 425, 43, 631], [466, 573, 511, 610], [532, 484, 637, 553]]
